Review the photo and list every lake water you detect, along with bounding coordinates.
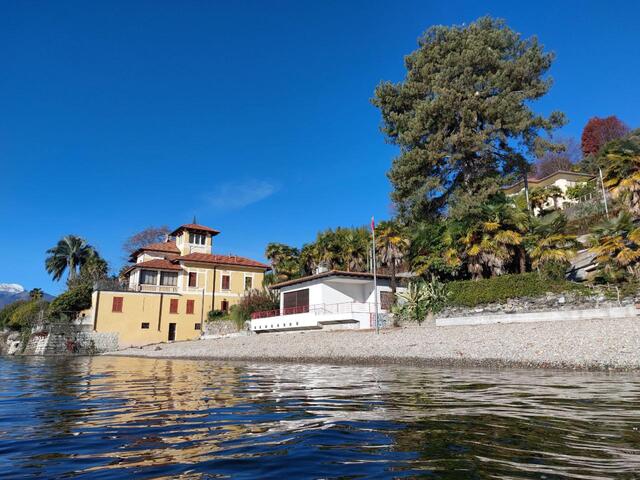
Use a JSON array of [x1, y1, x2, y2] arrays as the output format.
[[1, 357, 640, 479]]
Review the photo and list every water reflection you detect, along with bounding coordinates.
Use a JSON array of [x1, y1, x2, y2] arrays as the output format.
[[0, 356, 639, 479]]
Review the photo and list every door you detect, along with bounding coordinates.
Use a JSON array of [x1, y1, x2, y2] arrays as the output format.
[[168, 323, 176, 341]]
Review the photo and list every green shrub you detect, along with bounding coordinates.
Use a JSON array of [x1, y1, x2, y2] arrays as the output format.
[[228, 289, 280, 330], [539, 261, 568, 281], [394, 279, 449, 325], [0, 300, 29, 329], [207, 309, 226, 322], [6, 300, 48, 330], [566, 182, 596, 200], [445, 273, 583, 308], [47, 284, 93, 320]]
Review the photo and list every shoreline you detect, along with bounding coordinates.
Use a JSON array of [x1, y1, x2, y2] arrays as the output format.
[[106, 317, 640, 372]]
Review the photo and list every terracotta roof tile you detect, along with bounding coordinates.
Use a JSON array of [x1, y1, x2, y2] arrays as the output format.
[[170, 223, 221, 236], [129, 241, 180, 262], [130, 259, 183, 271], [138, 241, 180, 254], [176, 253, 270, 269]]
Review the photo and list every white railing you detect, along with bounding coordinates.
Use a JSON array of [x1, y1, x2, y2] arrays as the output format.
[[251, 302, 381, 319], [135, 284, 179, 293]]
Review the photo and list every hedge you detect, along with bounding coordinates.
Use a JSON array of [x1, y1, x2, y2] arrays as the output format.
[[445, 273, 584, 308]]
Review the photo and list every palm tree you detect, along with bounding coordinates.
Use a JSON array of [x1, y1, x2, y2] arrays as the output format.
[[545, 185, 564, 210], [29, 288, 43, 300], [529, 186, 562, 214], [299, 243, 321, 275], [336, 227, 369, 272], [264, 243, 300, 281], [375, 220, 409, 295], [529, 187, 549, 213], [601, 140, 640, 217], [45, 235, 98, 281], [528, 213, 579, 271], [451, 194, 527, 279], [589, 212, 640, 282]]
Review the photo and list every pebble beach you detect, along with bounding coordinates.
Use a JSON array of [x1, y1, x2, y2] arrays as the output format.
[[108, 317, 640, 371]]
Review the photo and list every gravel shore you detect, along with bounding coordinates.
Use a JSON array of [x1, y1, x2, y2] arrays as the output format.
[[108, 317, 640, 371]]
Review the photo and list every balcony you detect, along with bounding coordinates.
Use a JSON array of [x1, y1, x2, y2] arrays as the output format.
[[136, 284, 179, 293], [250, 302, 387, 332]]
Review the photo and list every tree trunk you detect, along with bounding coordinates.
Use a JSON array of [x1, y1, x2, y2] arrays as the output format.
[[518, 247, 527, 273]]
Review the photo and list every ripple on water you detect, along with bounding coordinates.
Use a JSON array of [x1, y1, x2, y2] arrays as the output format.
[[0, 356, 639, 479]]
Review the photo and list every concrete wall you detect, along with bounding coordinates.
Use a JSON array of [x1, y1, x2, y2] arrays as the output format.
[[437, 306, 638, 327]]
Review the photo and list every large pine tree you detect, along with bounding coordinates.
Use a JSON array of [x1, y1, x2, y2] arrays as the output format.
[[372, 17, 565, 221]]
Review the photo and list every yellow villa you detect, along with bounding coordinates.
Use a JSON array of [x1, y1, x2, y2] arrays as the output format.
[[88, 223, 270, 347]]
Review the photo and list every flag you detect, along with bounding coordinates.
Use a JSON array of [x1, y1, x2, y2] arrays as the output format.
[[371, 216, 375, 233]]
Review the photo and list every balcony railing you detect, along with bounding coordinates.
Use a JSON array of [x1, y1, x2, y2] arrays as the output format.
[[251, 302, 379, 320], [136, 284, 179, 293]]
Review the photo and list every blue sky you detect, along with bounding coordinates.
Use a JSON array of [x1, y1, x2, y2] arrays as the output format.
[[1, 1, 639, 294]]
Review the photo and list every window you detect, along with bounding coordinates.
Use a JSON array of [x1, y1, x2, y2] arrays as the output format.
[[283, 289, 309, 314], [221, 300, 229, 312], [188, 272, 197, 287], [160, 272, 178, 286], [112, 296, 123, 313], [194, 323, 201, 330], [169, 298, 179, 314], [139, 270, 157, 285], [189, 232, 206, 245], [244, 276, 253, 291], [221, 274, 230, 290], [186, 299, 195, 314], [141, 322, 149, 329]]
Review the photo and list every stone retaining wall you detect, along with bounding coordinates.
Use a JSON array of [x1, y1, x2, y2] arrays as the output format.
[[3, 325, 119, 356], [204, 320, 240, 337], [437, 305, 638, 327], [439, 291, 638, 319]]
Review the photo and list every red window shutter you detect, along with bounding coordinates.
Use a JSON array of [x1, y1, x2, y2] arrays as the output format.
[[112, 297, 123, 313], [186, 299, 195, 314], [222, 275, 230, 290], [221, 300, 229, 312], [169, 298, 179, 314], [188, 272, 197, 287]]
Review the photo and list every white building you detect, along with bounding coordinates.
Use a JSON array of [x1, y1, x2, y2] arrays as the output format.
[[250, 270, 406, 333], [502, 170, 595, 214]]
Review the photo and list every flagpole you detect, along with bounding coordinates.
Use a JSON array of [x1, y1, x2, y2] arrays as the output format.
[[372, 217, 379, 334]]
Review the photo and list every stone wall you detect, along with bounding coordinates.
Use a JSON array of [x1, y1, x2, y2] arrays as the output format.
[[3, 325, 119, 356], [438, 291, 639, 319], [204, 319, 240, 337]]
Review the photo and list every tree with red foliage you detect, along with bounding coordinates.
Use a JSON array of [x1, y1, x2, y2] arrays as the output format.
[[581, 116, 629, 157]]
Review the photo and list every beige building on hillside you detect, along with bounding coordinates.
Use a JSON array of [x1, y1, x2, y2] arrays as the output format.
[[88, 223, 270, 347], [502, 170, 595, 214]]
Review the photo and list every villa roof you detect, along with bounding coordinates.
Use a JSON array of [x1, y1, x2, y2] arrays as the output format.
[[129, 241, 180, 262], [175, 253, 270, 270], [502, 170, 595, 194], [129, 258, 183, 272], [170, 223, 221, 237], [269, 270, 391, 289]]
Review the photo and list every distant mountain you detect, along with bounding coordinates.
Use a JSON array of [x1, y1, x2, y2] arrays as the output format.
[[0, 284, 55, 309]]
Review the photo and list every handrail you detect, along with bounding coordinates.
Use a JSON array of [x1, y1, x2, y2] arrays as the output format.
[[251, 302, 378, 320]]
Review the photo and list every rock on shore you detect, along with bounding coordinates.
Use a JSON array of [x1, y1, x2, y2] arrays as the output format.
[[108, 317, 640, 371]]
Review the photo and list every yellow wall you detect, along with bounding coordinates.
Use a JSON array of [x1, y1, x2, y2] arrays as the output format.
[[180, 263, 265, 295], [93, 264, 266, 347], [93, 291, 208, 347]]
